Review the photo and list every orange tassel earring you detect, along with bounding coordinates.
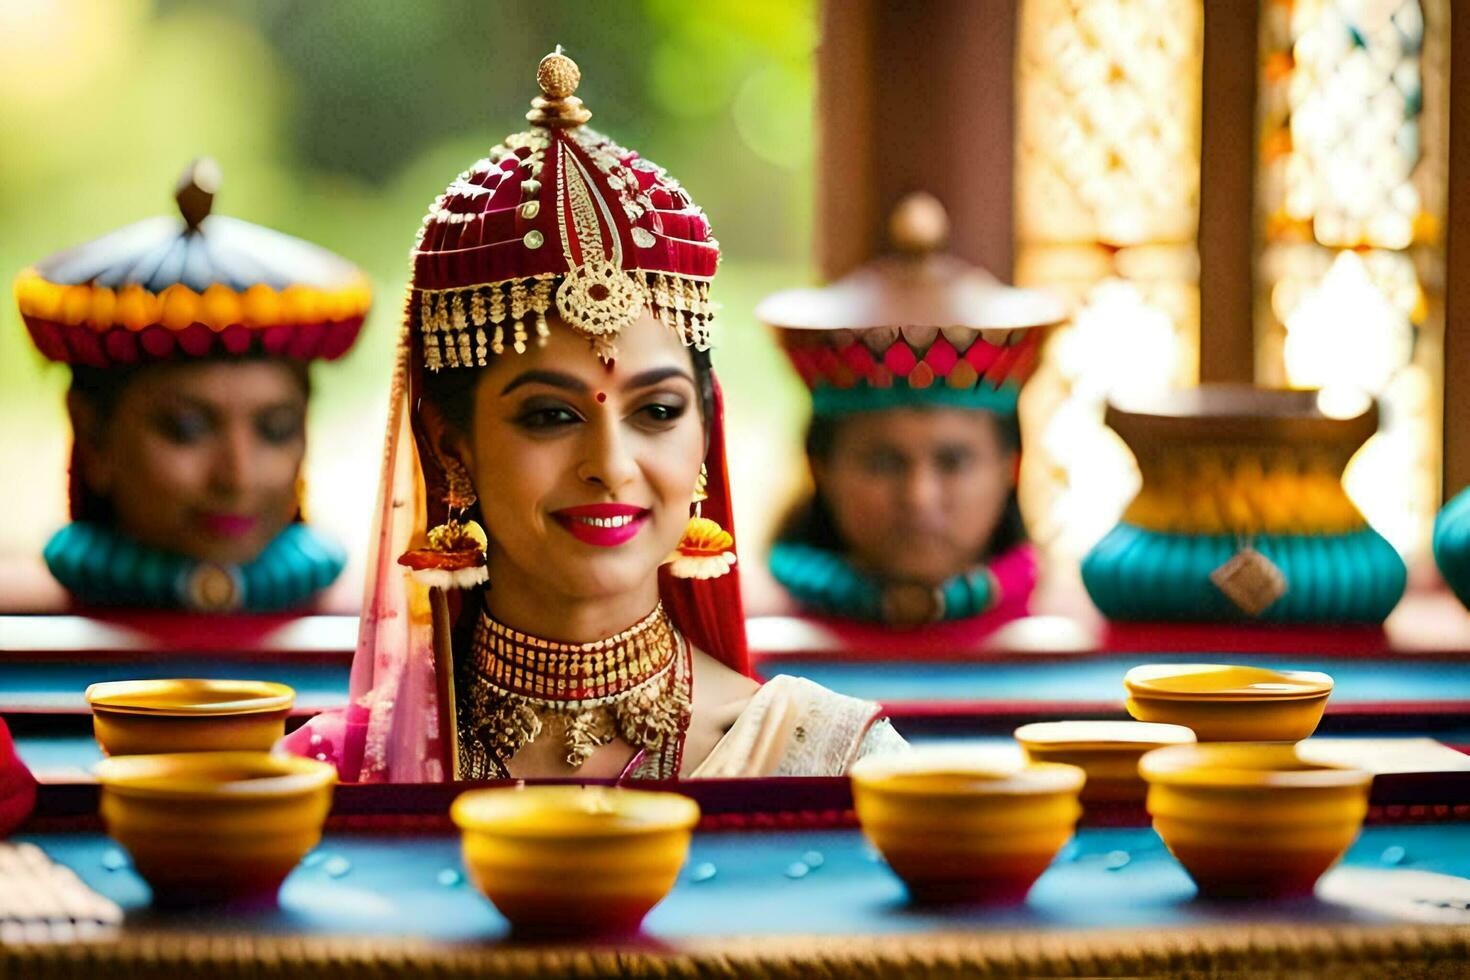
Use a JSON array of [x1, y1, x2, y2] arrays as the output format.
[[398, 457, 489, 589], [666, 465, 736, 580]]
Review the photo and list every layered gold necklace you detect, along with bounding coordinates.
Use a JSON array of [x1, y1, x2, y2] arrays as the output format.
[[455, 602, 692, 779]]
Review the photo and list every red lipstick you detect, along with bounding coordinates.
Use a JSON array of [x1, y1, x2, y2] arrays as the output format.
[[552, 503, 650, 547], [199, 513, 259, 539]]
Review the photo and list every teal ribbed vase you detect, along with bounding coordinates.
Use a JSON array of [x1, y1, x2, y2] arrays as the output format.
[[1434, 487, 1470, 610], [1081, 523, 1406, 624]]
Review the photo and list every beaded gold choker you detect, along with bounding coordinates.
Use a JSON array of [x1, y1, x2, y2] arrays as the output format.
[[473, 603, 676, 704], [456, 602, 692, 779]]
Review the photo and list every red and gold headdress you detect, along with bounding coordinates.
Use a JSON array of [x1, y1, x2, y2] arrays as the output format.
[[410, 47, 719, 366], [15, 159, 371, 369]]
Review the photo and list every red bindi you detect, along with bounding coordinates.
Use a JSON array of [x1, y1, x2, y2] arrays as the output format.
[[595, 392, 607, 403]]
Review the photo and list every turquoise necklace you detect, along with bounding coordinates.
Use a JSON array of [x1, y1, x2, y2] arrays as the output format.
[[768, 542, 997, 625], [43, 521, 346, 613]]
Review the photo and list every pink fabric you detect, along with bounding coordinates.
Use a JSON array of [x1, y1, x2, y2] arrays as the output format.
[[989, 542, 1039, 623], [0, 719, 36, 837]]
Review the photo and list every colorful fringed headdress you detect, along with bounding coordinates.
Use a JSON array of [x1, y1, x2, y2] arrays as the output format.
[[15, 159, 371, 369], [410, 47, 719, 367], [757, 193, 1066, 418]]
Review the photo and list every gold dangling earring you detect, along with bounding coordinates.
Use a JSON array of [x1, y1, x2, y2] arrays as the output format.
[[397, 456, 490, 589], [665, 464, 736, 580]]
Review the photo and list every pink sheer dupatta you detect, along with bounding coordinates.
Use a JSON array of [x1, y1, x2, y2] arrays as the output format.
[[283, 337, 444, 782]]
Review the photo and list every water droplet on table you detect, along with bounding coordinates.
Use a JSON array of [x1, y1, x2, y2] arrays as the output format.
[[322, 856, 352, 878], [436, 868, 463, 887], [802, 850, 825, 869], [784, 861, 810, 880], [302, 851, 325, 868], [1381, 845, 1407, 866], [688, 862, 717, 883], [100, 849, 128, 872], [1103, 850, 1131, 871]]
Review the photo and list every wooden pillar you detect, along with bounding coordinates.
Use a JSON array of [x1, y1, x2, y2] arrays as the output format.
[[815, 0, 1018, 281], [1445, 3, 1470, 498], [814, 0, 880, 281], [1197, 1, 1259, 384]]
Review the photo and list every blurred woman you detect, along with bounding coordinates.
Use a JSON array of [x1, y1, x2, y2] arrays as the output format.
[[15, 161, 371, 611], [285, 51, 906, 782], [760, 194, 1064, 628]]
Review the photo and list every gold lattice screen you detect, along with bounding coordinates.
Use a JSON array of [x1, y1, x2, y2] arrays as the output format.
[[1257, 0, 1448, 558], [1015, 0, 1204, 558]]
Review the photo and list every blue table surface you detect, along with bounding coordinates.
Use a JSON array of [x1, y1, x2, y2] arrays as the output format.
[[0, 659, 349, 711], [17, 731, 1470, 779], [6, 654, 1468, 715], [18, 824, 1470, 941], [765, 655, 1470, 705]]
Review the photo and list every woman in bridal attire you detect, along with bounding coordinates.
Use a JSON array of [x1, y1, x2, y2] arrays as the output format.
[[286, 50, 905, 781]]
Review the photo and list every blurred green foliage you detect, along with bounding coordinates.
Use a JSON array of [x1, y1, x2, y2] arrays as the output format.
[[0, 0, 817, 572]]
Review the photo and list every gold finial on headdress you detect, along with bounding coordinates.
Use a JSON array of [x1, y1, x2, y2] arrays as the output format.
[[888, 191, 950, 256], [174, 157, 222, 231], [527, 45, 591, 129]]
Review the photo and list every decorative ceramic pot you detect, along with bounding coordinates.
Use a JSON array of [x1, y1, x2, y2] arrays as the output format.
[[850, 748, 1084, 905], [1082, 385, 1405, 623], [95, 752, 335, 906], [86, 679, 295, 756], [1433, 486, 1470, 610], [452, 785, 699, 937], [1123, 664, 1333, 742], [1140, 743, 1371, 898]]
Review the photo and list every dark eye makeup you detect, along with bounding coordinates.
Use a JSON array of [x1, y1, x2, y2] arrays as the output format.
[[509, 391, 691, 433], [255, 406, 306, 445], [632, 395, 688, 428], [512, 397, 585, 431], [152, 407, 213, 445]]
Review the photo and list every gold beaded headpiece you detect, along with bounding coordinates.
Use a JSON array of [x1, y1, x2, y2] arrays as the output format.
[[409, 48, 721, 367]]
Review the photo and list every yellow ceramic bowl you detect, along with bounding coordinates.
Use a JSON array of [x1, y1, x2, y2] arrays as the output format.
[[1124, 664, 1332, 741], [1140, 742, 1371, 898], [1015, 721, 1196, 802], [95, 751, 335, 905], [86, 679, 295, 756], [451, 785, 700, 937], [850, 748, 1085, 905]]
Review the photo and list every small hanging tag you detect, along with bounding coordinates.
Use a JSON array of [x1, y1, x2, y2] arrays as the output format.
[[1210, 545, 1287, 617]]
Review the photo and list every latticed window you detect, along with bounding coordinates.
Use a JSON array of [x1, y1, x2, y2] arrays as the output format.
[[1256, 0, 1449, 557], [1014, 0, 1204, 557], [1011, 0, 1451, 563]]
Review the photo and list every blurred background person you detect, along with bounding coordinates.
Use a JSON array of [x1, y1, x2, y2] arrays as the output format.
[[759, 193, 1065, 629], [14, 160, 371, 611]]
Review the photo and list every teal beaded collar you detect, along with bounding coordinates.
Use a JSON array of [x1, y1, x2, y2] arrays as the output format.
[[768, 541, 998, 626], [43, 521, 346, 613]]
